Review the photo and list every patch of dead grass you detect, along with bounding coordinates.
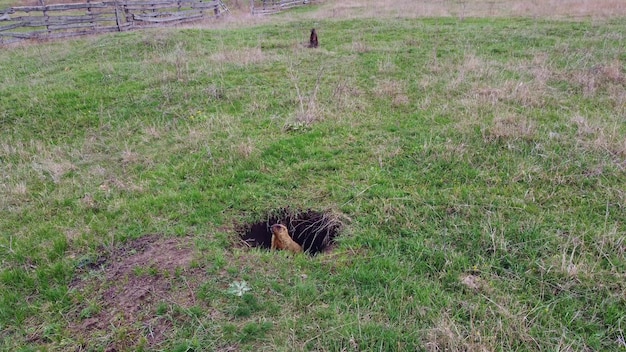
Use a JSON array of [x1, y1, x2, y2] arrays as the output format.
[[99, 176, 145, 193], [350, 40, 371, 54], [32, 159, 77, 184], [597, 223, 626, 264], [449, 53, 492, 90], [483, 114, 536, 144], [460, 274, 485, 291], [472, 87, 502, 106], [332, 77, 366, 113], [449, 49, 622, 116], [420, 137, 470, 163], [607, 84, 626, 107], [1, 182, 28, 203], [143, 125, 162, 140], [377, 54, 397, 73], [425, 283, 541, 351], [121, 148, 141, 165], [312, 0, 626, 20], [373, 138, 402, 168], [79, 193, 97, 209], [374, 79, 409, 107], [529, 52, 553, 86], [570, 114, 626, 162], [466, 52, 554, 109], [233, 138, 256, 159], [570, 59, 625, 97], [284, 64, 325, 129], [571, 114, 599, 136], [0, 140, 40, 159], [424, 311, 491, 352], [210, 47, 267, 66], [503, 80, 548, 108]]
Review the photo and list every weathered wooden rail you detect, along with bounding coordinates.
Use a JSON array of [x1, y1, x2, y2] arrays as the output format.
[[0, 0, 226, 44], [250, 0, 313, 15]]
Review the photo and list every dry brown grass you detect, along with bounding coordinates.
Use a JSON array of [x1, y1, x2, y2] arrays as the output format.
[[1, 182, 28, 202], [425, 311, 492, 352], [373, 137, 402, 168], [331, 77, 366, 113], [377, 53, 397, 74], [483, 114, 536, 144], [447, 53, 494, 94], [350, 40, 371, 54], [469, 79, 549, 109], [233, 138, 256, 159], [210, 47, 267, 66], [569, 59, 625, 97], [571, 115, 626, 166], [464, 52, 555, 109], [28, 144, 78, 184], [283, 63, 326, 129], [310, 0, 626, 20], [425, 277, 541, 351], [374, 79, 409, 107]]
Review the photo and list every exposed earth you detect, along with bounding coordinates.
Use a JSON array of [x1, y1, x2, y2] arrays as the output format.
[[69, 235, 204, 350]]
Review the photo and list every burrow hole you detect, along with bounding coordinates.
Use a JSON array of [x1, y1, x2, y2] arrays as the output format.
[[239, 208, 343, 255]]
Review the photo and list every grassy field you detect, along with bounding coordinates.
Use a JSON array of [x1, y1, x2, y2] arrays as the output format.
[[1, 2, 626, 351]]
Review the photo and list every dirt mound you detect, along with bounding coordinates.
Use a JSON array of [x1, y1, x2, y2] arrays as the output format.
[[69, 235, 204, 350], [238, 208, 343, 255]]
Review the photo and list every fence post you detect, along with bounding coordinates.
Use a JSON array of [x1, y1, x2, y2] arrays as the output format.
[[115, 0, 122, 31], [43, 5, 50, 34], [87, 0, 95, 31]]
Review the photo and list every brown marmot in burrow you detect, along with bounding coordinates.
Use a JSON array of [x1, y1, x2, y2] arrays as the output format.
[[271, 224, 303, 254], [309, 28, 318, 48]]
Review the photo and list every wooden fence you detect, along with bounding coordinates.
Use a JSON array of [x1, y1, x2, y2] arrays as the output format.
[[250, 0, 313, 15], [0, 0, 226, 44]]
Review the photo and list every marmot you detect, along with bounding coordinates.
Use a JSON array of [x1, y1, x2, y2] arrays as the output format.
[[270, 224, 303, 254], [309, 28, 318, 48]]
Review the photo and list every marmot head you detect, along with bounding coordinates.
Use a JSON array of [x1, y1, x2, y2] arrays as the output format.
[[271, 224, 289, 236]]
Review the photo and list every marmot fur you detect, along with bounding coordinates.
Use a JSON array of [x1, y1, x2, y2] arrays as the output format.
[[271, 224, 303, 254]]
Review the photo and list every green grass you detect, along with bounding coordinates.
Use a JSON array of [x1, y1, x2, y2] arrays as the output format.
[[0, 0, 15, 8], [1, 15, 625, 351]]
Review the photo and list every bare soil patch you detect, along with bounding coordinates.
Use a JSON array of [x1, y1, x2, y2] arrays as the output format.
[[69, 235, 205, 351]]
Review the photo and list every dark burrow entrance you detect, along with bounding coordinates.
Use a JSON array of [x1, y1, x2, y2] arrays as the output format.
[[239, 208, 343, 255]]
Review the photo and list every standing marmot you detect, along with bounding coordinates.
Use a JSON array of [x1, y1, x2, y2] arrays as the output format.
[[309, 28, 318, 48], [271, 224, 303, 254]]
